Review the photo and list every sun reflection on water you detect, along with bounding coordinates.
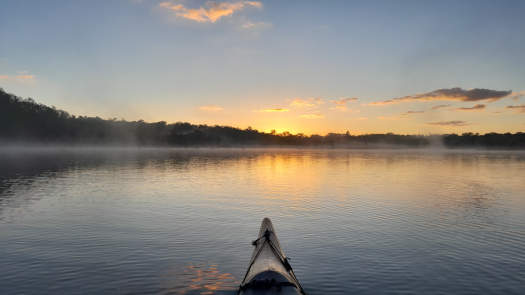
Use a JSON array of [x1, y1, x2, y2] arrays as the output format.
[[163, 264, 238, 295]]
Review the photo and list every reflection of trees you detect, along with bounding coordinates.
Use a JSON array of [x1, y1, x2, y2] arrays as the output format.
[[0, 148, 289, 218], [444, 133, 525, 148], [0, 151, 109, 218], [0, 149, 210, 218]]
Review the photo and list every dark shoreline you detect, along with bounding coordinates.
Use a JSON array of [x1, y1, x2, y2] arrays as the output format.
[[2, 88, 524, 149]]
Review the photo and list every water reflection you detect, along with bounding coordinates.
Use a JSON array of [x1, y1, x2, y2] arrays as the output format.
[[163, 264, 238, 295], [1, 148, 525, 294]]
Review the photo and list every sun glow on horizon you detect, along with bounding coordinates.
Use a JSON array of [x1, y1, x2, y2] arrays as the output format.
[[1, 1, 524, 135]]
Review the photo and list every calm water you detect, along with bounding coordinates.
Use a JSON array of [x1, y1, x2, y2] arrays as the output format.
[[1, 148, 524, 294]]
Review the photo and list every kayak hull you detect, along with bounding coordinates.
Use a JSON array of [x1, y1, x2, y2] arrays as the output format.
[[239, 218, 304, 295], [239, 270, 302, 295], [239, 284, 302, 295]]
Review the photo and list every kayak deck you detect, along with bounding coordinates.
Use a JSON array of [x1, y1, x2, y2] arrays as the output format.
[[239, 218, 305, 294]]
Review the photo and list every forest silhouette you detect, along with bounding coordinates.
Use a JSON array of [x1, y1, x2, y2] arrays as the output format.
[[1, 88, 524, 148]]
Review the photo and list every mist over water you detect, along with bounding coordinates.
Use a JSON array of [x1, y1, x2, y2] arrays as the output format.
[[1, 148, 524, 294]]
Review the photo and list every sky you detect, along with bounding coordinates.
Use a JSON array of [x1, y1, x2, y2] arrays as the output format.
[[1, 0, 524, 135]]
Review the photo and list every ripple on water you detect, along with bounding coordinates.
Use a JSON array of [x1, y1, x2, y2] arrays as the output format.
[[0, 149, 525, 294]]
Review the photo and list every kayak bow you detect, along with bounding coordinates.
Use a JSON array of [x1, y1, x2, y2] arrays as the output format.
[[239, 218, 305, 295]]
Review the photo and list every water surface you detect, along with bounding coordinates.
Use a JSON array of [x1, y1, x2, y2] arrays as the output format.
[[1, 148, 524, 294]]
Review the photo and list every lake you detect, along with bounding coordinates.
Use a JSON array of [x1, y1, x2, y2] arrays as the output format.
[[1, 147, 524, 294]]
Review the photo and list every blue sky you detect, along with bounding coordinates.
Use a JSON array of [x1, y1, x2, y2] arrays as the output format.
[[1, 0, 524, 134]]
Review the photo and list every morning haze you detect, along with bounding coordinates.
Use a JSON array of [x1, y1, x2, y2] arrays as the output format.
[[1, 1, 525, 295], [1, 0, 524, 135]]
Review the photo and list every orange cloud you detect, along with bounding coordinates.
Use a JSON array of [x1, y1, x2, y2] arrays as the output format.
[[199, 105, 223, 112], [455, 104, 485, 111], [331, 97, 358, 105], [370, 88, 512, 105], [329, 97, 358, 111], [509, 90, 525, 101], [0, 74, 35, 82], [331, 105, 348, 111], [427, 120, 469, 126], [15, 74, 34, 80], [377, 115, 400, 120], [259, 108, 289, 113], [401, 110, 425, 116], [431, 104, 451, 110], [290, 97, 323, 108], [159, 0, 262, 23], [506, 105, 525, 113], [299, 114, 324, 119]]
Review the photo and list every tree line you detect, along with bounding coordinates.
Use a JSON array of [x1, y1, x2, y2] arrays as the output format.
[[1, 88, 524, 148]]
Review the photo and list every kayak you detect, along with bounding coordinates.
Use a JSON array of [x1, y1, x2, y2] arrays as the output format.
[[238, 218, 305, 295]]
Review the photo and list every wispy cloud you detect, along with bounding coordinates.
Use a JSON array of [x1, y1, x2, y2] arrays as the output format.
[[427, 120, 469, 126], [377, 115, 400, 120], [455, 104, 485, 111], [15, 74, 34, 80], [506, 105, 525, 113], [241, 21, 271, 30], [370, 88, 512, 105], [401, 110, 425, 116], [259, 108, 289, 113], [509, 90, 525, 101], [159, 0, 262, 23], [290, 97, 324, 108], [431, 104, 451, 110], [299, 114, 324, 119], [199, 105, 223, 112], [329, 97, 358, 111], [331, 105, 349, 111], [0, 73, 35, 82], [331, 97, 358, 105]]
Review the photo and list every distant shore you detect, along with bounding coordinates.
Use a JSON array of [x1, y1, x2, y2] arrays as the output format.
[[2, 88, 524, 149]]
